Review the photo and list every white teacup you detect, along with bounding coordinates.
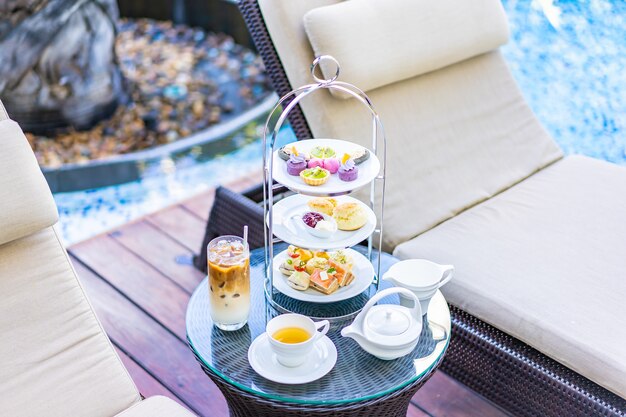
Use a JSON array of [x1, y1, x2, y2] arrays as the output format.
[[266, 314, 330, 367]]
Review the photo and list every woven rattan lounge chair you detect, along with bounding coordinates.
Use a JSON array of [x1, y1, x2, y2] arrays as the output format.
[[0, 99, 196, 417], [195, 1, 626, 415]]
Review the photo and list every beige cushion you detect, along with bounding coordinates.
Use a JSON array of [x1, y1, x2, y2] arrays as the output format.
[[0, 99, 8, 121], [0, 226, 141, 416], [116, 396, 195, 417], [0, 119, 58, 246], [259, 0, 563, 250], [394, 155, 626, 398], [304, 0, 509, 97]]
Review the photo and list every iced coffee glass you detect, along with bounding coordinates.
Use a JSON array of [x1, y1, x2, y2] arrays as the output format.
[[207, 235, 250, 331]]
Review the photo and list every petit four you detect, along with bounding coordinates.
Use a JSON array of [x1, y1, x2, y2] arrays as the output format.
[[351, 148, 370, 165], [278, 145, 309, 161], [338, 153, 359, 182], [307, 197, 337, 216], [329, 250, 354, 272], [305, 257, 330, 275], [329, 260, 355, 287], [333, 202, 367, 231], [308, 157, 340, 174], [287, 270, 310, 291], [286, 147, 307, 176], [314, 251, 330, 259], [279, 257, 295, 276], [310, 146, 336, 159], [287, 245, 313, 263], [300, 167, 330, 186], [309, 269, 339, 295]]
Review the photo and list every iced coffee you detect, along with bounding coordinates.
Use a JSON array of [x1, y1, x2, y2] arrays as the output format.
[[208, 236, 250, 331]]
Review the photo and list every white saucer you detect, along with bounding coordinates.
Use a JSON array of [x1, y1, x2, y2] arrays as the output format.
[[248, 333, 337, 384]]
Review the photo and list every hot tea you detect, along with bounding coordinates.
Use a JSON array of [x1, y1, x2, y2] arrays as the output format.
[[272, 327, 311, 344]]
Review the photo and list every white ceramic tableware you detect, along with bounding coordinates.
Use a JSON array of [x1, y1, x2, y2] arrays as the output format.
[[248, 333, 337, 384], [266, 314, 330, 367], [299, 212, 338, 239], [269, 194, 376, 251], [341, 287, 422, 360], [382, 259, 454, 315], [272, 248, 374, 303], [273, 139, 381, 196]]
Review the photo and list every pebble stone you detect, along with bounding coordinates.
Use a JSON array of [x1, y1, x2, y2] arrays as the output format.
[[27, 19, 271, 168]]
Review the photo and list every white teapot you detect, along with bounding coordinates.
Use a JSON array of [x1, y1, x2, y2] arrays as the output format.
[[382, 259, 453, 315], [340, 287, 422, 360]]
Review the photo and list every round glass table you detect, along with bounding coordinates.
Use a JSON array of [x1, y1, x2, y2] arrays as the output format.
[[186, 245, 451, 417]]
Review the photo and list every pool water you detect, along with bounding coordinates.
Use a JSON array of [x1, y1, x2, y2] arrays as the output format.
[[54, 0, 626, 245], [502, 0, 626, 163]]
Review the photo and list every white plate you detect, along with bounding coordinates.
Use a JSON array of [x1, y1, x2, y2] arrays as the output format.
[[272, 248, 374, 303], [268, 194, 376, 251], [273, 139, 380, 196], [248, 333, 337, 384]]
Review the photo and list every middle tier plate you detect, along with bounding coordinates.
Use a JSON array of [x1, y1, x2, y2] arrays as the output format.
[[268, 194, 376, 251]]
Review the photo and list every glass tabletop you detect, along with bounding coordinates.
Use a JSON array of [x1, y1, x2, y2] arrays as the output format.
[[186, 244, 451, 405]]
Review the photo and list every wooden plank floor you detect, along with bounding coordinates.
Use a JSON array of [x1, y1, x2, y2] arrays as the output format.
[[68, 172, 509, 417]]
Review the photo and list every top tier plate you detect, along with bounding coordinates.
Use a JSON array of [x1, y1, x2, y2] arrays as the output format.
[[272, 139, 381, 196]]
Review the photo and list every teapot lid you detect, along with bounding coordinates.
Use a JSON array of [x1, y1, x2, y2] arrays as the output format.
[[366, 306, 410, 336]]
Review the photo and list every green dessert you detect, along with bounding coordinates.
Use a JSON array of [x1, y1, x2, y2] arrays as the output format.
[[310, 146, 336, 159], [299, 166, 330, 186]]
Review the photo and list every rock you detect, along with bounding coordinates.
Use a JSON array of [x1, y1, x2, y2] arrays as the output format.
[[25, 18, 272, 167]]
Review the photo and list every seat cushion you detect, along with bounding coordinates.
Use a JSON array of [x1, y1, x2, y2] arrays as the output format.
[[259, 0, 563, 251], [0, 119, 58, 246], [394, 155, 626, 398], [304, 0, 509, 96], [115, 396, 195, 417], [0, 226, 140, 416]]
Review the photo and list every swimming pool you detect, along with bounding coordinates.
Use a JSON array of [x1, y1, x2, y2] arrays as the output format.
[[54, 0, 626, 245]]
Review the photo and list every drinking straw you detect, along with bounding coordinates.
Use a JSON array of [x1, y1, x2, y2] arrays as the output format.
[[243, 225, 248, 246]]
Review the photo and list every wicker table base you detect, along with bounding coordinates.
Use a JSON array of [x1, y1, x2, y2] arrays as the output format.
[[192, 351, 443, 417]]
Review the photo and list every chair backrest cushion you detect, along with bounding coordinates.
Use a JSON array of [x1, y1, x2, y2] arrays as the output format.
[[0, 226, 141, 416], [0, 118, 58, 246], [258, 0, 563, 251], [304, 0, 510, 97], [0, 99, 9, 121]]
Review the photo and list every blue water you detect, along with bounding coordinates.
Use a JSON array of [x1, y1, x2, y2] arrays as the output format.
[[501, 0, 626, 162], [54, 0, 626, 244]]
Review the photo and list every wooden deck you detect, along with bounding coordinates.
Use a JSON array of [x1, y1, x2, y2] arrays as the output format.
[[68, 172, 509, 417]]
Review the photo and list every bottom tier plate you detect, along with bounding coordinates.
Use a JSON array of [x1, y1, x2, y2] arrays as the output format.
[[271, 248, 375, 303]]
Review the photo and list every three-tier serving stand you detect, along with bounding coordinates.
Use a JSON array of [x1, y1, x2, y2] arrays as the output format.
[[262, 56, 387, 321]]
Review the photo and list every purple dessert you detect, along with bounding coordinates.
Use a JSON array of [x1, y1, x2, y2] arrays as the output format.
[[287, 152, 307, 176], [338, 156, 358, 181]]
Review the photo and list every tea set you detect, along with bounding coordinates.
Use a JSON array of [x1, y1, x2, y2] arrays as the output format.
[[247, 259, 454, 384]]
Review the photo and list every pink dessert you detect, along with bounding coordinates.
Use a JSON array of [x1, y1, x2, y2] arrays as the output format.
[[308, 157, 340, 174], [338, 154, 358, 182], [287, 152, 307, 176]]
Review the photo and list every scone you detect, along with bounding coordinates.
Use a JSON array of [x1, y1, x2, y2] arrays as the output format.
[[333, 202, 367, 231], [307, 197, 337, 216]]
